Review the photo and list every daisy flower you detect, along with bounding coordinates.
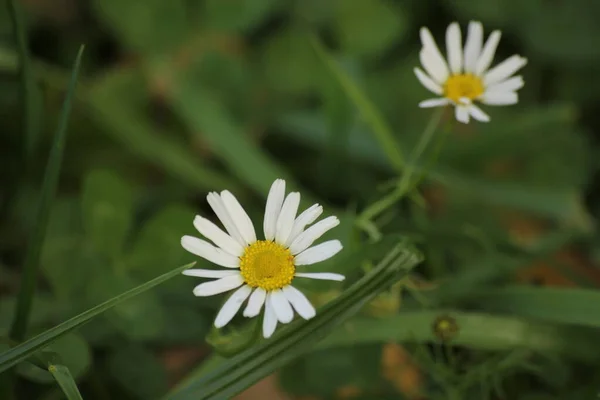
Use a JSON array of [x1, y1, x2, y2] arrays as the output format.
[[181, 179, 344, 339], [414, 21, 528, 123]]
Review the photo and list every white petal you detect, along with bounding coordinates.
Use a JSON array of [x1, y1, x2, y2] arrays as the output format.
[[262, 294, 278, 338], [463, 21, 483, 73], [414, 68, 443, 95], [263, 179, 286, 241], [220, 190, 257, 245], [419, 28, 450, 83], [181, 236, 240, 268], [193, 274, 244, 297], [468, 104, 490, 122], [289, 216, 340, 255], [484, 55, 528, 86], [206, 192, 245, 246], [455, 105, 470, 124], [193, 216, 244, 257], [419, 98, 450, 108], [243, 287, 267, 317], [419, 49, 449, 85], [446, 22, 462, 74], [270, 289, 294, 323], [275, 192, 300, 245], [474, 30, 501, 75], [214, 285, 252, 328], [486, 76, 524, 94], [285, 204, 323, 247], [294, 240, 343, 265], [282, 286, 316, 320], [295, 272, 346, 281], [480, 91, 518, 105], [182, 269, 240, 279]]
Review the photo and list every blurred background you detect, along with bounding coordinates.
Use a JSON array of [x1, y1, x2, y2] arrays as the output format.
[[1, 0, 600, 399]]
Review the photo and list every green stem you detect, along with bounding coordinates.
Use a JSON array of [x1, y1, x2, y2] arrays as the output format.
[[9, 46, 85, 343], [357, 107, 446, 228], [7, 0, 40, 162]]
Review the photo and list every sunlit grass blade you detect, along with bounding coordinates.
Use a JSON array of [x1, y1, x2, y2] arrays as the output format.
[[9, 45, 85, 343], [48, 365, 83, 400], [87, 68, 239, 193], [170, 83, 296, 197], [165, 242, 422, 400], [310, 33, 405, 173], [317, 310, 600, 363], [474, 286, 600, 328], [7, 0, 42, 161], [0, 262, 195, 374]]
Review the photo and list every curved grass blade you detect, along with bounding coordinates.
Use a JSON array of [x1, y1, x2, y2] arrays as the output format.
[[1, 341, 83, 399], [48, 365, 83, 400], [0, 262, 195, 374], [87, 68, 239, 193], [9, 45, 85, 343], [170, 84, 298, 198], [165, 243, 422, 400], [7, 0, 42, 161], [317, 310, 600, 363], [310, 33, 405, 173], [473, 286, 600, 328]]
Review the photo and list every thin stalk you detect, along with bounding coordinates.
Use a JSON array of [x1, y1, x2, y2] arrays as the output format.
[[9, 46, 85, 342]]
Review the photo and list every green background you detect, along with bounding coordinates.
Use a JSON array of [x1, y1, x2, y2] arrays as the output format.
[[1, 0, 600, 399]]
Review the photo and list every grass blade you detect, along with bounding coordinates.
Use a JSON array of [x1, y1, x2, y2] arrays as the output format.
[[7, 0, 42, 161], [48, 365, 83, 400], [310, 34, 405, 172], [87, 68, 239, 193], [473, 286, 600, 328], [317, 310, 600, 363], [9, 45, 85, 343], [170, 83, 294, 196], [0, 262, 195, 374], [165, 243, 422, 400]]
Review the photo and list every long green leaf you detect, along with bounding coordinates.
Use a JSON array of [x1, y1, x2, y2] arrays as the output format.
[[7, 0, 42, 161], [473, 286, 600, 328], [0, 262, 195, 374], [165, 242, 421, 400], [87, 68, 239, 193], [317, 310, 600, 362], [9, 45, 85, 343], [170, 83, 295, 197], [310, 34, 405, 172], [48, 365, 83, 400]]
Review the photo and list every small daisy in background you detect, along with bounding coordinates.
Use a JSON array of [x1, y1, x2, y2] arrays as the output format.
[[181, 179, 344, 339], [414, 21, 527, 123]]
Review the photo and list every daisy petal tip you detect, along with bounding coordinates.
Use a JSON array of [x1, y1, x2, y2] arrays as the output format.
[[213, 320, 226, 329]]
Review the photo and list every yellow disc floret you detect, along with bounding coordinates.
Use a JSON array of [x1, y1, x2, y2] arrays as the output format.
[[239, 240, 295, 291], [444, 74, 484, 104]]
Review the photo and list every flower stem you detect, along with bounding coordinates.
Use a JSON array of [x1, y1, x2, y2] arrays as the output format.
[[357, 107, 447, 234]]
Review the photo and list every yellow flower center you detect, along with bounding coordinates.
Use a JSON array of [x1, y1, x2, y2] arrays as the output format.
[[239, 240, 295, 291], [444, 74, 484, 103]]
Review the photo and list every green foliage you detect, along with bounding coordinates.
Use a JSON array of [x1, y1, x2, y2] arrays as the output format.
[[1, 0, 600, 399], [82, 169, 134, 261]]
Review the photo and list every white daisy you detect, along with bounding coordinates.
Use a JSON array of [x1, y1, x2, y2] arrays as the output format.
[[414, 21, 528, 124], [181, 179, 344, 339]]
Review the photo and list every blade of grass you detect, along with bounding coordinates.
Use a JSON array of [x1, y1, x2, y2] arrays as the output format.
[[48, 365, 83, 400], [310, 33, 405, 173], [473, 286, 600, 328], [87, 68, 240, 193], [170, 83, 297, 197], [165, 242, 422, 400], [7, 0, 42, 161], [0, 261, 195, 374], [9, 45, 85, 343], [317, 310, 600, 363]]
